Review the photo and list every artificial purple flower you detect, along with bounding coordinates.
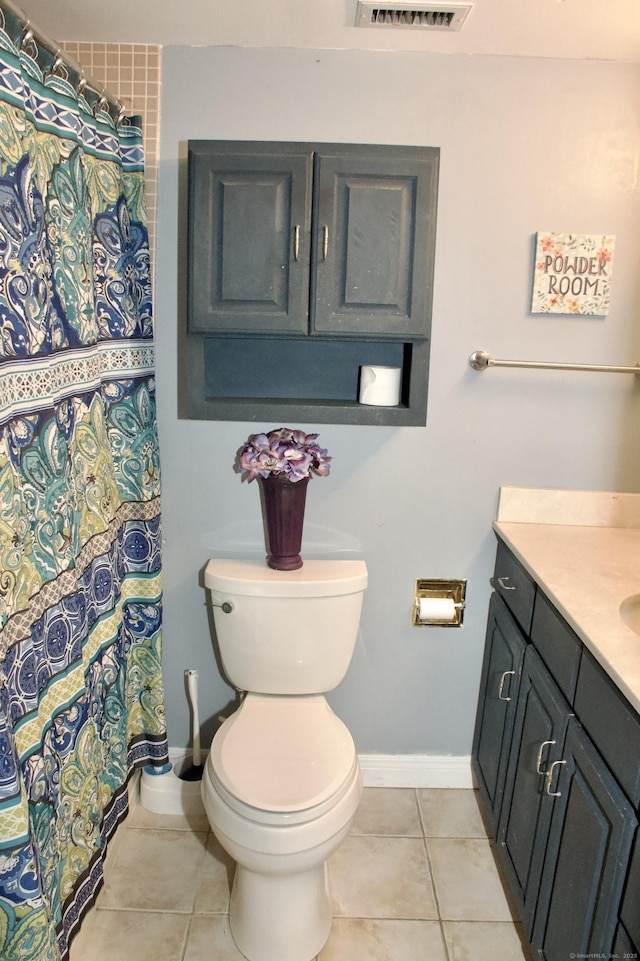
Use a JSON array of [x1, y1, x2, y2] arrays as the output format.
[[237, 427, 331, 482]]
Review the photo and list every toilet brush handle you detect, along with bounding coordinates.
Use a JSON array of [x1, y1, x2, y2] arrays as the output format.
[[186, 670, 202, 767]]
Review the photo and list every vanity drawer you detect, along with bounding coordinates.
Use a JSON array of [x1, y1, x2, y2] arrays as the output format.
[[574, 650, 640, 807], [530, 591, 582, 702], [492, 540, 536, 635]]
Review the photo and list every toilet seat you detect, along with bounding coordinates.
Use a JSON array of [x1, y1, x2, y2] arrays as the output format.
[[210, 694, 357, 823]]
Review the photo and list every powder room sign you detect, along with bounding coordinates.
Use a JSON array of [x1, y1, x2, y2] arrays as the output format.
[[531, 232, 615, 315]]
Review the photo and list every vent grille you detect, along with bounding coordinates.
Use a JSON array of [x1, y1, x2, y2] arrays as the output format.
[[355, 1, 473, 30]]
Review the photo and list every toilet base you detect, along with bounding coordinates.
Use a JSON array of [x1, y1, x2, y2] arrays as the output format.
[[230, 860, 332, 961]]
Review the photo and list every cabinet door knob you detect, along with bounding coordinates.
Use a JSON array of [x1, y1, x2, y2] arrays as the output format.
[[322, 225, 329, 261], [545, 759, 567, 797], [497, 576, 516, 591], [536, 740, 556, 775], [293, 224, 300, 261], [498, 670, 515, 701]]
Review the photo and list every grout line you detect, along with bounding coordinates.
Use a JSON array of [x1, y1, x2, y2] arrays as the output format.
[[178, 915, 192, 961], [414, 788, 453, 961]]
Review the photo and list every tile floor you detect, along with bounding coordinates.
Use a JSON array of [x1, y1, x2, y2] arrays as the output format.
[[68, 787, 530, 961]]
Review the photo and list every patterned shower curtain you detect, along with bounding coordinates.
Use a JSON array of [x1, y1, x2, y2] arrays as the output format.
[[0, 11, 168, 961]]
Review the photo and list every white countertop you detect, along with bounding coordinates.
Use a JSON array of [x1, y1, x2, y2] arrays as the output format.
[[494, 488, 640, 714]]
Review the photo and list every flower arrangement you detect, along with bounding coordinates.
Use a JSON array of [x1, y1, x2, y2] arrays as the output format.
[[238, 428, 331, 483]]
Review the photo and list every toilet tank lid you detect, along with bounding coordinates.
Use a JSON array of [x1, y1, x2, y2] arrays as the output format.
[[204, 558, 368, 597]]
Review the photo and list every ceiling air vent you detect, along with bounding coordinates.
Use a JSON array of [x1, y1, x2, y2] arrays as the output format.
[[355, 1, 473, 30]]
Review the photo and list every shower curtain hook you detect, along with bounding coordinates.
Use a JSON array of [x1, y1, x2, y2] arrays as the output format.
[[93, 95, 109, 117], [20, 24, 35, 53], [45, 52, 67, 81]]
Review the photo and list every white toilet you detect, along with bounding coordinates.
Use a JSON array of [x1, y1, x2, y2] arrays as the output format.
[[201, 558, 368, 961]]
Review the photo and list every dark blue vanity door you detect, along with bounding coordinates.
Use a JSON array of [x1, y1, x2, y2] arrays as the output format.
[[532, 716, 637, 961], [497, 644, 571, 936], [472, 592, 526, 836]]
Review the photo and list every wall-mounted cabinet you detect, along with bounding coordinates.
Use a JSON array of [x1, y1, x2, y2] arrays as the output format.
[[180, 141, 439, 425]]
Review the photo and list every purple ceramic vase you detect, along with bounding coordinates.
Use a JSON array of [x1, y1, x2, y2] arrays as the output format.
[[259, 474, 310, 571]]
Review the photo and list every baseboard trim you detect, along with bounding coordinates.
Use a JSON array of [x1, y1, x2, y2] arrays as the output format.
[[166, 748, 473, 791], [358, 754, 473, 789]]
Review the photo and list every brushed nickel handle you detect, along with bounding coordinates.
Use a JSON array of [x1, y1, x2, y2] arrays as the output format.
[[293, 224, 300, 261], [536, 740, 556, 775], [497, 576, 516, 591], [545, 759, 566, 797], [498, 670, 515, 701], [322, 225, 329, 261]]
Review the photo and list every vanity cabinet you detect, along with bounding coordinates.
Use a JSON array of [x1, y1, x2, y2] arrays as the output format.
[[472, 537, 640, 960], [181, 141, 439, 426]]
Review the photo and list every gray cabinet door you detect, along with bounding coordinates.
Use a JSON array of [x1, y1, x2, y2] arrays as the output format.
[[533, 717, 637, 960], [311, 146, 439, 337], [188, 143, 312, 334], [497, 645, 571, 936], [472, 593, 526, 836]]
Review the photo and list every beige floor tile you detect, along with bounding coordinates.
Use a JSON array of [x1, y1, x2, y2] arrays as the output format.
[[68, 909, 188, 961], [329, 835, 438, 919], [351, 787, 422, 837], [128, 802, 211, 833], [418, 788, 487, 838], [183, 914, 248, 961], [428, 838, 516, 922], [443, 920, 530, 961], [319, 918, 448, 961], [193, 833, 235, 913], [99, 827, 208, 912], [68, 789, 530, 961]]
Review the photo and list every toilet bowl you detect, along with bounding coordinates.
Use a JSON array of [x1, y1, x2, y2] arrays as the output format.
[[202, 694, 362, 961], [201, 558, 368, 961]]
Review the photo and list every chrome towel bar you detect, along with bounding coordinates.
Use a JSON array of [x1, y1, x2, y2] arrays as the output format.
[[469, 350, 640, 377]]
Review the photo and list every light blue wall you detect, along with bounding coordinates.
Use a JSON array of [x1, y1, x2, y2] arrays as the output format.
[[155, 46, 640, 755]]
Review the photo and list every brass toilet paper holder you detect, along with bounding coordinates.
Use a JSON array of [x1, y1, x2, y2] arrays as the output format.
[[412, 579, 467, 627]]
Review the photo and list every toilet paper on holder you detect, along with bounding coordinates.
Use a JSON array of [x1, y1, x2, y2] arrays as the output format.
[[418, 597, 457, 621], [412, 579, 467, 627]]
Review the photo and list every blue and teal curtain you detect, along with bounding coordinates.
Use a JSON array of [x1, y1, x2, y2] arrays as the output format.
[[0, 11, 167, 961]]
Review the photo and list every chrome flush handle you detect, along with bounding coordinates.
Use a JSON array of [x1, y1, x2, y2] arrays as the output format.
[[211, 600, 234, 614]]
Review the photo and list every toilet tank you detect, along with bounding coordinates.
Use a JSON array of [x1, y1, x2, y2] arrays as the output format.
[[204, 559, 368, 694]]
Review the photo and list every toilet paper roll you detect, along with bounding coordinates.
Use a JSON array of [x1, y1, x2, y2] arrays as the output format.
[[358, 365, 401, 407], [418, 596, 457, 622]]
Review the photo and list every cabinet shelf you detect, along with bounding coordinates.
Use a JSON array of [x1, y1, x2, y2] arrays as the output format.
[[195, 395, 417, 426], [180, 334, 429, 426]]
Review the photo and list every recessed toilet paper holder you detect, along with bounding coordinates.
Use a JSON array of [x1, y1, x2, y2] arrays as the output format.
[[412, 579, 467, 627]]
